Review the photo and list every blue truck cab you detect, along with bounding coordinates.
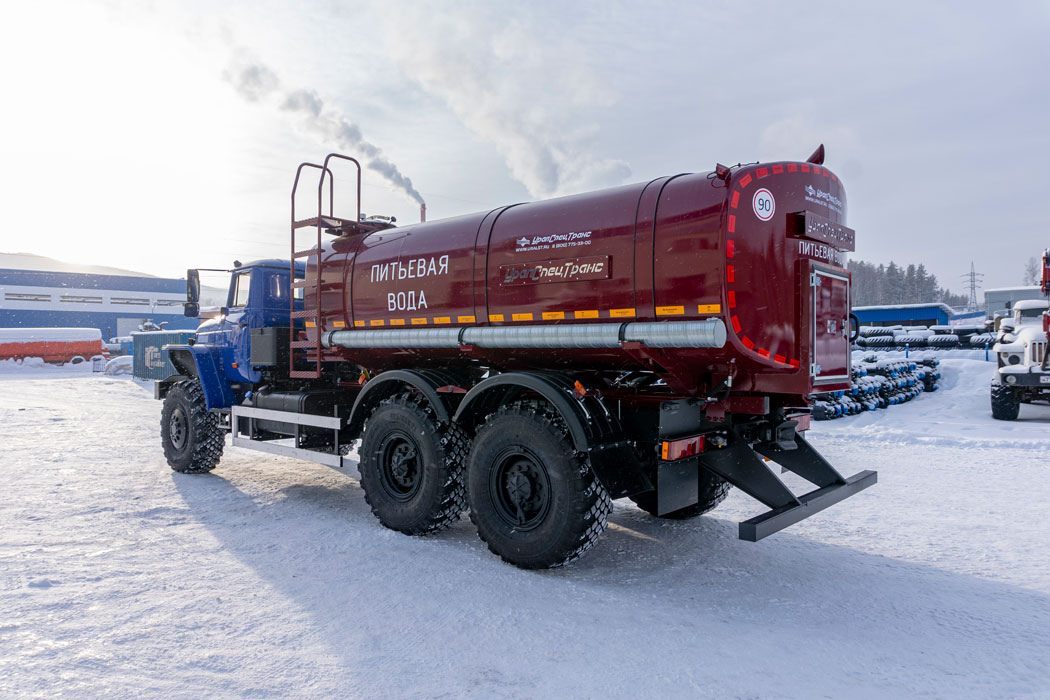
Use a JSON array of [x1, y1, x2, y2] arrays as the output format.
[[157, 260, 303, 409]]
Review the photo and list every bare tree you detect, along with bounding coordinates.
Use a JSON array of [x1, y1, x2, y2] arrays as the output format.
[[1024, 257, 1039, 286]]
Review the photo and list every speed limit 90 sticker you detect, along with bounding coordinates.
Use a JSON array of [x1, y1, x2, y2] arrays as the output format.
[[752, 188, 775, 221]]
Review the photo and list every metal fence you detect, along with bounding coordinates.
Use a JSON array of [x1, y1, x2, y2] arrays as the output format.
[[132, 331, 195, 380]]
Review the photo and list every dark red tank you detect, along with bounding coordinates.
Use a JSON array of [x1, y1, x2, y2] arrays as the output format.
[[310, 160, 855, 404]]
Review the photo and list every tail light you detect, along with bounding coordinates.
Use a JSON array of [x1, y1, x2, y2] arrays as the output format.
[[661, 435, 705, 461]]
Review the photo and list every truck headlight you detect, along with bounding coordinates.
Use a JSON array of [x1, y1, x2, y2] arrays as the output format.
[[1005, 375, 1017, 384]]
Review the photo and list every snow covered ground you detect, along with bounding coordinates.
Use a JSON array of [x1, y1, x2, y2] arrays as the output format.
[[2, 359, 1049, 699]]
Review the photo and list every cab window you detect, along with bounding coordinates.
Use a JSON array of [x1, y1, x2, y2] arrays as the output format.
[[267, 272, 304, 303], [231, 272, 251, 308]]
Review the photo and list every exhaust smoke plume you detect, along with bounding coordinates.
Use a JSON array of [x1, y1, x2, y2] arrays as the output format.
[[224, 56, 424, 204], [379, 5, 630, 199]]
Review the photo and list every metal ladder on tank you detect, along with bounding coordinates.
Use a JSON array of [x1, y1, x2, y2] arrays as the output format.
[[289, 154, 364, 379]]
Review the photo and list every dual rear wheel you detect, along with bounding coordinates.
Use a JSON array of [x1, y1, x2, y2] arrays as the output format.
[[359, 397, 611, 568]]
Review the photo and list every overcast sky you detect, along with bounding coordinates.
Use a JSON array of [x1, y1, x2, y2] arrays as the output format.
[[1, 1, 1047, 293]]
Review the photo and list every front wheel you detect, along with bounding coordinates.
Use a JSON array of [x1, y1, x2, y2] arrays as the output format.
[[990, 381, 1020, 421], [467, 402, 611, 569], [160, 380, 224, 473]]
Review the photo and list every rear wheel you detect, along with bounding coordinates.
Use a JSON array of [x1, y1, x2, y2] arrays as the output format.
[[629, 468, 731, 519], [467, 402, 611, 569], [990, 382, 1020, 421], [358, 393, 467, 535], [160, 380, 224, 473]]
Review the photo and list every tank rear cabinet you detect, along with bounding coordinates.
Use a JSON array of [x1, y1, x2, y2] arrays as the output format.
[[156, 149, 876, 569]]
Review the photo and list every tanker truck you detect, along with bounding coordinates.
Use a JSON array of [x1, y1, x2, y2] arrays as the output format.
[[156, 149, 875, 569]]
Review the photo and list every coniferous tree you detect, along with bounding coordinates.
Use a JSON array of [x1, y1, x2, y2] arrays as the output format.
[[885, 262, 904, 304], [846, 258, 966, 307], [904, 264, 917, 303], [1024, 257, 1039, 286]]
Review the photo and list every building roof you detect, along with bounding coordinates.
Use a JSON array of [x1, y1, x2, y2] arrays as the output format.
[[852, 302, 955, 314], [985, 286, 1041, 294]]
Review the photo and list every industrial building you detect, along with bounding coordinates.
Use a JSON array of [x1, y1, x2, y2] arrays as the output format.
[[984, 286, 1045, 319], [852, 303, 956, 327], [0, 254, 196, 339]]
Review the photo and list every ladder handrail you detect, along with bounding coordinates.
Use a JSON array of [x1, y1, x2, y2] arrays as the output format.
[[288, 154, 364, 379], [289, 162, 334, 379], [320, 153, 362, 224], [291, 162, 334, 226]]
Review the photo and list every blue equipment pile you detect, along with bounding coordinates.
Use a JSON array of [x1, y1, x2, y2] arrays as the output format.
[[811, 354, 941, 420]]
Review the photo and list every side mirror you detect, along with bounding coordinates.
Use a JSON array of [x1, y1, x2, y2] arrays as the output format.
[[221, 306, 229, 316], [187, 269, 200, 304], [848, 313, 860, 342], [184, 302, 200, 318]]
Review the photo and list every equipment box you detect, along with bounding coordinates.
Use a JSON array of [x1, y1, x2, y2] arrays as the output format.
[[250, 327, 289, 367]]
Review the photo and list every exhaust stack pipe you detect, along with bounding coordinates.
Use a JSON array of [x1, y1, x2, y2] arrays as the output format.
[[420, 202, 426, 223]]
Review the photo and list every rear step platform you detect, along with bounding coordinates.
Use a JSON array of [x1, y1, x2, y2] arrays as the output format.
[[738, 470, 877, 542], [699, 429, 877, 541]]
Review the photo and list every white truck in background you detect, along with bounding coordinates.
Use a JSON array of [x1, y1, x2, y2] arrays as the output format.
[[991, 259, 1050, 420]]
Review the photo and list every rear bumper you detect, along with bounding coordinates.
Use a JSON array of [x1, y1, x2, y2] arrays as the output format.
[[739, 470, 877, 541], [700, 429, 877, 541]]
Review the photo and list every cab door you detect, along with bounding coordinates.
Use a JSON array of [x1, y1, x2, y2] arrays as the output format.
[[225, 269, 259, 383], [811, 265, 851, 385]]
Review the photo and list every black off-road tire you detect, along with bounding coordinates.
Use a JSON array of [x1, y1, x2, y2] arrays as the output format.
[[629, 468, 731, 519], [160, 380, 224, 473], [358, 393, 468, 535], [467, 402, 612, 569], [990, 382, 1020, 421]]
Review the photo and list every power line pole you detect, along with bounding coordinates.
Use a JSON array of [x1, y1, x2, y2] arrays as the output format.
[[960, 262, 984, 312]]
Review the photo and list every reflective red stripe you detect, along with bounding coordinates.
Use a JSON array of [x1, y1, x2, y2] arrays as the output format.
[[727, 216, 736, 233], [741, 335, 755, 350], [730, 191, 739, 209], [739, 173, 752, 188], [727, 238, 735, 257], [731, 315, 741, 332], [728, 290, 736, 308], [758, 348, 770, 358], [727, 265, 735, 282], [774, 353, 786, 364], [757, 167, 769, 178]]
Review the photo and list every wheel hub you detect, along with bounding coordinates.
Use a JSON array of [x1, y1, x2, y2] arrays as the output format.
[[378, 433, 422, 501], [492, 453, 551, 530], [169, 408, 187, 450], [389, 443, 417, 488]]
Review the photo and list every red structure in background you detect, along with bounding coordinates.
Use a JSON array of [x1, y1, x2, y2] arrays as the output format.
[[0, 328, 108, 364]]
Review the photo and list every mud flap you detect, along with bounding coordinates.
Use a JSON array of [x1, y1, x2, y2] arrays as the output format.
[[700, 430, 876, 541]]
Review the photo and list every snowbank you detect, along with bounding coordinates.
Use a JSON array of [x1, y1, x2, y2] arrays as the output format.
[[0, 356, 98, 376]]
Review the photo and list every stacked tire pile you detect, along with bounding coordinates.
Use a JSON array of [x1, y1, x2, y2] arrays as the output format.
[[811, 354, 941, 420], [856, 324, 990, 351]]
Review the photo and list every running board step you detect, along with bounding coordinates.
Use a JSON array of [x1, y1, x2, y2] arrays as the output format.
[[738, 470, 877, 541]]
